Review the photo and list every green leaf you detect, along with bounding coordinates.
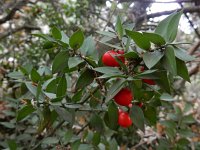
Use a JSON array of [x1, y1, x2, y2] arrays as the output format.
[[134, 69, 158, 79], [178, 129, 194, 137], [61, 31, 69, 44], [105, 78, 126, 102], [90, 114, 104, 132], [0, 122, 15, 128], [92, 132, 100, 146], [51, 26, 62, 40], [17, 105, 36, 121], [71, 140, 81, 150], [80, 36, 98, 60], [45, 78, 57, 93], [160, 120, 176, 128], [56, 75, 67, 97], [177, 138, 190, 146], [176, 58, 190, 82], [108, 102, 118, 130], [123, 51, 139, 59], [25, 82, 37, 96], [155, 11, 182, 42], [130, 106, 145, 132], [143, 51, 164, 69], [53, 106, 74, 124], [75, 69, 95, 90], [163, 46, 177, 75], [160, 93, 174, 101], [7, 140, 17, 150], [8, 71, 24, 79], [68, 57, 84, 69], [155, 71, 171, 93], [69, 29, 84, 49], [143, 32, 166, 46], [115, 16, 123, 39], [52, 51, 68, 73], [126, 30, 150, 50], [31, 68, 41, 83], [96, 31, 116, 38], [174, 46, 195, 61], [42, 137, 59, 144], [93, 67, 123, 75], [165, 127, 176, 140], [144, 106, 157, 125], [181, 115, 195, 124]]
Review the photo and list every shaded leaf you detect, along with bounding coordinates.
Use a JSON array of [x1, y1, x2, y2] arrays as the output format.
[[52, 51, 68, 73], [143, 51, 164, 69], [176, 58, 190, 82], [143, 32, 166, 46], [51, 26, 62, 40], [76, 69, 95, 90], [155, 11, 182, 42], [160, 93, 174, 101], [115, 16, 123, 39], [80, 36, 98, 60], [126, 30, 150, 50], [68, 57, 84, 69], [56, 75, 67, 97], [130, 106, 145, 132], [163, 46, 177, 75], [69, 29, 84, 49], [17, 105, 36, 121]]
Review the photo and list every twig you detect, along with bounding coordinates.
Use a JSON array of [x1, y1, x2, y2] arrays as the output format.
[[179, 3, 200, 38], [0, 0, 28, 24], [137, 6, 200, 23], [0, 25, 40, 40]]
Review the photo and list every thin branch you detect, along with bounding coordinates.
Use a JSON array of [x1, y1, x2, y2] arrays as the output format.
[[179, 3, 200, 38], [118, 0, 193, 3], [0, 25, 40, 40], [0, 0, 28, 24], [137, 6, 200, 23], [188, 40, 200, 55]]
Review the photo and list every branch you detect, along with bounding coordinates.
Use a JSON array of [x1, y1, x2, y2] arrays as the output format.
[[0, 0, 28, 24], [118, 0, 193, 3], [0, 25, 40, 40], [188, 40, 200, 55], [137, 6, 200, 23]]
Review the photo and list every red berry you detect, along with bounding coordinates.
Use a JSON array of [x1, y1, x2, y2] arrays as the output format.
[[102, 50, 125, 67], [118, 109, 123, 114], [142, 79, 156, 85], [128, 103, 133, 108], [140, 66, 145, 72], [118, 112, 132, 128], [114, 88, 133, 106], [137, 102, 143, 108], [116, 50, 124, 54]]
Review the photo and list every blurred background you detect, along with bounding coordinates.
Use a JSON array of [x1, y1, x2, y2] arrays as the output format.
[[0, 0, 200, 149]]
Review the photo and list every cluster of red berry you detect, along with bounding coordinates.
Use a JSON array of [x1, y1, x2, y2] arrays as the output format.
[[102, 50, 156, 128]]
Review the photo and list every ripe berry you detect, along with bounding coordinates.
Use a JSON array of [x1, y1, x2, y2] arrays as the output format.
[[128, 103, 133, 108], [118, 111, 132, 128], [114, 88, 133, 106], [118, 108, 123, 114], [142, 79, 156, 85], [102, 50, 125, 67], [137, 102, 143, 108], [140, 66, 145, 72]]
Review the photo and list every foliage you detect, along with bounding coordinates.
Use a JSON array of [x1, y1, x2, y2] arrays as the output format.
[[0, 10, 198, 149]]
